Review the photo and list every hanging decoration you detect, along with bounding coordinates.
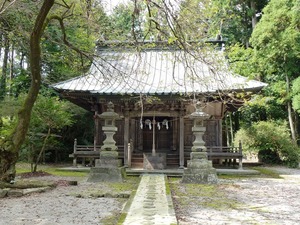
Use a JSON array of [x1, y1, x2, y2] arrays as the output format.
[[140, 118, 170, 130], [162, 119, 169, 130], [157, 122, 161, 130], [145, 119, 152, 130]]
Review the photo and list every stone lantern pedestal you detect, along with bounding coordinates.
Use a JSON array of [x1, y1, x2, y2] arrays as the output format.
[[182, 102, 218, 184], [88, 102, 126, 182]]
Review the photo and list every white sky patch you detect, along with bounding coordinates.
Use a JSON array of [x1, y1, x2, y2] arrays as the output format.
[[101, 0, 130, 14]]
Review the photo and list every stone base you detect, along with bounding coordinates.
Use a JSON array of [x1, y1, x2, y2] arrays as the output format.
[[182, 167, 218, 184], [95, 150, 122, 168], [87, 167, 126, 182], [95, 159, 122, 168], [182, 152, 218, 184], [143, 153, 166, 170]]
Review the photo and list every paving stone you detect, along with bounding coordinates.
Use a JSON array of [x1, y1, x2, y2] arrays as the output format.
[[122, 174, 177, 225]]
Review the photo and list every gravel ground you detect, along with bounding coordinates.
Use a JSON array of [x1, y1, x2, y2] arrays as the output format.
[[173, 166, 300, 225], [0, 176, 126, 225], [0, 166, 299, 225]]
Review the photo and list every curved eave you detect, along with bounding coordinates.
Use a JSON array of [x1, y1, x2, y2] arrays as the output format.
[[55, 84, 266, 99]]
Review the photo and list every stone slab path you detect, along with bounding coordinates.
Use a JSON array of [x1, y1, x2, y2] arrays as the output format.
[[123, 174, 177, 225]]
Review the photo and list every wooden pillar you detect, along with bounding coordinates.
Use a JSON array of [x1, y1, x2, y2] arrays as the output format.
[[217, 118, 222, 146], [179, 116, 185, 169], [129, 119, 136, 167], [73, 138, 77, 167], [138, 119, 143, 150], [123, 116, 130, 167], [172, 118, 177, 151], [94, 104, 100, 149]]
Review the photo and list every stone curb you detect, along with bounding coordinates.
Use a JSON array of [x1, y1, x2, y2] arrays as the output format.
[[0, 186, 52, 198]]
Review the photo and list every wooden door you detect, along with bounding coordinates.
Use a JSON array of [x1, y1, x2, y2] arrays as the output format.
[[142, 117, 172, 151]]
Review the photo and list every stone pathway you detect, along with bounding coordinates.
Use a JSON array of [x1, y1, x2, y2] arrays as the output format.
[[123, 174, 177, 225]]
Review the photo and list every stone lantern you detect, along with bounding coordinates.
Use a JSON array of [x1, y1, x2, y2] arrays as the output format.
[[88, 102, 125, 182], [99, 101, 119, 152], [182, 101, 218, 184], [190, 102, 210, 152]]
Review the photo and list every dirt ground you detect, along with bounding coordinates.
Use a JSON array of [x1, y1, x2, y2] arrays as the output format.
[[172, 166, 300, 225], [0, 166, 299, 225]]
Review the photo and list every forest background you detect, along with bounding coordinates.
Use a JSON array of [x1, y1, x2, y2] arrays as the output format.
[[0, 0, 299, 182]]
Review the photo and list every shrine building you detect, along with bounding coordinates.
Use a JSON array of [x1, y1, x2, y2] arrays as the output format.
[[53, 41, 266, 169]]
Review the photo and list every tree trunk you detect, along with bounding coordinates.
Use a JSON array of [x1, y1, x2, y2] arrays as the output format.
[[33, 128, 51, 172], [288, 101, 296, 143], [9, 43, 14, 95], [0, 0, 54, 182], [286, 74, 296, 143], [250, 1, 257, 29], [0, 35, 9, 99]]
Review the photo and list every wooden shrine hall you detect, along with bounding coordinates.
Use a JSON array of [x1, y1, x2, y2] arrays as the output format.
[[53, 41, 266, 169]]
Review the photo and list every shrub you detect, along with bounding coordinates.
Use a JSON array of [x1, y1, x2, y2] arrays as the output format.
[[234, 120, 300, 168]]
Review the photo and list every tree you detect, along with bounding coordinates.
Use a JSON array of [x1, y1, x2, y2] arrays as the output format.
[[28, 94, 74, 172], [0, 0, 104, 182], [209, 0, 269, 46], [234, 120, 300, 168], [0, 0, 55, 182], [249, 0, 300, 142], [106, 3, 136, 40]]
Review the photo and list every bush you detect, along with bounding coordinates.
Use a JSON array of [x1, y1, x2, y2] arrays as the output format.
[[234, 120, 300, 168]]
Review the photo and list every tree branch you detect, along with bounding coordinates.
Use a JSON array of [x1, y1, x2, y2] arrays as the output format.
[[0, 0, 17, 15]]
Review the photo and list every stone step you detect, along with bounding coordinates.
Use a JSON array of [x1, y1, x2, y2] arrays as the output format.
[[122, 174, 177, 225]]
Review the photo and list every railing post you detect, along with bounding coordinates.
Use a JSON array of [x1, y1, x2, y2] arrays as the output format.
[[239, 140, 242, 154], [73, 138, 77, 167], [238, 140, 243, 170]]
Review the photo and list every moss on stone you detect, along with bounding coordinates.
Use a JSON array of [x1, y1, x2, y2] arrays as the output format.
[[100, 211, 122, 225], [251, 167, 282, 178], [169, 178, 241, 211], [0, 180, 56, 189]]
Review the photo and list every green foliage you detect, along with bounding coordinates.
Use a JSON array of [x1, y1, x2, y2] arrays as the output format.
[[30, 93, 74, 131], [0, 95, 25, 142], [234, 120, 300, 167], [42, 0, 99, 83], [21, 91, 76, 168], [239, 94, 286, 127], [108, 3, 135, 40], [250, 0, 300, 80], [292, 77, 300, 113], [208, 0, 268, 45]]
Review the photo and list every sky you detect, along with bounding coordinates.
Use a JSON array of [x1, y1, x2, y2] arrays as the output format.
[[101, 0, 130, 13]]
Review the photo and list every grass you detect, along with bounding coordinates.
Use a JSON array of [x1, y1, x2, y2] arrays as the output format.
[[101, 211, 124, 225], [110, 176, 140, 193], [16, 162, 89, 177], [169, 178, 240, 211], [251, 166, 282, 179], [217, 166, 282, 180], [169, 166, 284, 215], [68, 176, 140, 199]]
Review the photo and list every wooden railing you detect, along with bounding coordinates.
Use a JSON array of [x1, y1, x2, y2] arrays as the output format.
[[69, 139, 124, 167], [70, 138, 243, 169], [184, 142, 243, 169], [206, 145, 243, 169]]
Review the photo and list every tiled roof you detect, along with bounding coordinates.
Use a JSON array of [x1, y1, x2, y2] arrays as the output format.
[[53, 47, 267, 95]]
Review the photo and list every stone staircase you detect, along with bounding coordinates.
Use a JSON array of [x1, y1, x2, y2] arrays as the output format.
[[130, 152, 179, 168]]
